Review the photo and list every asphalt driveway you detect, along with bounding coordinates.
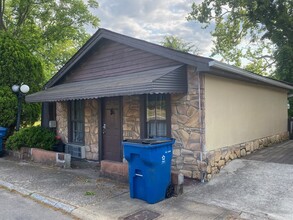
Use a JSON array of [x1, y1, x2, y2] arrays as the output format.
[[244, 140, 293, 164], [184, 140, 293, 220]]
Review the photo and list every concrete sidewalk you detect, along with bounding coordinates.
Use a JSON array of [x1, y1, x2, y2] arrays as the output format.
[[0, 157, 240, 220]]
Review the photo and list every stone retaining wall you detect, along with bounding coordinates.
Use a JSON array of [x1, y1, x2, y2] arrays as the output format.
[[203, 132, 289, 181]]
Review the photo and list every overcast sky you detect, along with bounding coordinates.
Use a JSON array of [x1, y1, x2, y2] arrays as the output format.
[[90, 0, 214, 57]]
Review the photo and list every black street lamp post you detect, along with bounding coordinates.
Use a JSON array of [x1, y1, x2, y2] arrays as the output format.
[[11, 84, 30, 131]]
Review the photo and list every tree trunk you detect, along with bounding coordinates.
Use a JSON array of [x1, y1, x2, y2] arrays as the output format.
[[0, 0, 6, 30]]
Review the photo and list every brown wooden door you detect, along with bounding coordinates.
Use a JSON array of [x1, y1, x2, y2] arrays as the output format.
[[102, 97, 122, 162]]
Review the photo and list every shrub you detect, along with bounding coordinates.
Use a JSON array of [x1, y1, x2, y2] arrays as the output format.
[[6, 126, 57, 151]]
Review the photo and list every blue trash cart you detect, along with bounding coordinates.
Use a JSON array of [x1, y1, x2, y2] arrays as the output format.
[[122, 138, 175, 204], [0, 127, 8, 157]]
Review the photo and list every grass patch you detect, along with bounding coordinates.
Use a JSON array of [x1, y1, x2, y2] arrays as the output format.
[[84, 191, 95, 196]]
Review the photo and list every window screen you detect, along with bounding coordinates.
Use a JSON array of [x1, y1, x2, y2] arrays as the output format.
[[146, 94, 167, 137], [70, 100, 84, 144]]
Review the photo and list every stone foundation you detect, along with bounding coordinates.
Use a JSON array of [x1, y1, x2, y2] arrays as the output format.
[[203, 132, 289, 181]]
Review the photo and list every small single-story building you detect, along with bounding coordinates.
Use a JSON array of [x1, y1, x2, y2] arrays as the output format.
[[26, 29, 293, 181]]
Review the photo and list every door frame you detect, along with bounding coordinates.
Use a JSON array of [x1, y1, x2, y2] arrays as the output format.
[[99, 97, 123, 162]]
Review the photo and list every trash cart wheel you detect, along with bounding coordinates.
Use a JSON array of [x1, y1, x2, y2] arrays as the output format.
[[165, 183, 174, 198]]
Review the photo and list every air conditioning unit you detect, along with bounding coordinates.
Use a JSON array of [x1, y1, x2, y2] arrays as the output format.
[[65, 144, 85, 159], [49, 120, 56, 128]]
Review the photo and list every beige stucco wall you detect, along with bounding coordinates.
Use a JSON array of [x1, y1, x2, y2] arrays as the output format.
[[205, 74, 288, 151]]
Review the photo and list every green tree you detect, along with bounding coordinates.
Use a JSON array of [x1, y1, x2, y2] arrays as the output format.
[[161, 35, 199, 54], [0, 32, 45, 130], [246, 1, 293, 82], [188, 0, 293, 115], [0, 0, 100, 78], [188, 0, 292, 77], [0, 87, 17, 128]]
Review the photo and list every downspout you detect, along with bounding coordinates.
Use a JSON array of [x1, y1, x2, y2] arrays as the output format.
[[196, 68, 206, 183]]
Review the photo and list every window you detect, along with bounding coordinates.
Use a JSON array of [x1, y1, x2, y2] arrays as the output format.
[[69, 100, 84, 144], [146, 94, 169, 137]]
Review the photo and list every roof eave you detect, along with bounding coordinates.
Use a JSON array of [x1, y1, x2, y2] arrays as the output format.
[[209, 61, 293, 90], [45, 31, 104, 88]]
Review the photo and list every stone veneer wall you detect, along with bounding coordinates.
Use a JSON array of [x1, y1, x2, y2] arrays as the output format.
[[203, 132, 289, 181], [56, 100, 99, 160], [56, 102, 68, 143], [170, 67, 289, 182], [123, 96, 140, 140], [84, 99, 99, 160], [171, 66, 205, 179]]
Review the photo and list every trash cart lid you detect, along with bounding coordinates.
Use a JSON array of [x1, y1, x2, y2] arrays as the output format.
[[123, 138, 174, 145]]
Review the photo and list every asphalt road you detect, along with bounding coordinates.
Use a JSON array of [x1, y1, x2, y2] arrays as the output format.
[[0, 188, 74, 220]]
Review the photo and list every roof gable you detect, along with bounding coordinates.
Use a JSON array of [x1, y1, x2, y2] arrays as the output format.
[[58, 39, 181, 84], [46, 28, 212, 88]]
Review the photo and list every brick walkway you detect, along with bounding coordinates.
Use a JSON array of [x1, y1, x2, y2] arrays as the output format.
[[244, 140, 293, 164]]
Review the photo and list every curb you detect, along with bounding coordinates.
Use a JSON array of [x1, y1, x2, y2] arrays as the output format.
[[0, 180, 77, 215], [71, 207, 107, 220], [0, 179, 101, 219]]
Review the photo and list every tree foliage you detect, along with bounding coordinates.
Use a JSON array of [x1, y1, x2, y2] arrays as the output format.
[[188, 0, 292, 78], [161, 35, 199, 54], [0, 0, 100, 77], [246, 1, 293, 82], [0, 86, 17, 128], [0, 32, 44, 129]]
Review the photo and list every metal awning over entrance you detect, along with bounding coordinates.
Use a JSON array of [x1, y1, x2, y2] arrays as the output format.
[[26, 65, 186, 103]]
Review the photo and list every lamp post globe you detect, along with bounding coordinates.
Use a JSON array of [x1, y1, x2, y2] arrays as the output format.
[[20, 84, 30, 94], [11, 85, 20, 93], [12, 83, 30, 131]]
